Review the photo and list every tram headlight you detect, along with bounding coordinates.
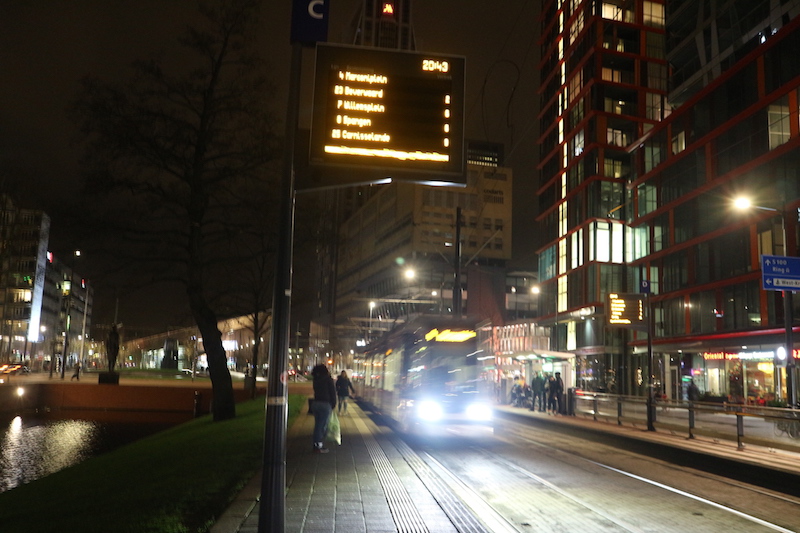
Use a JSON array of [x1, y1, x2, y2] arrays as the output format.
[[465, 402, 493, 422], [416, 400, 444, 422]]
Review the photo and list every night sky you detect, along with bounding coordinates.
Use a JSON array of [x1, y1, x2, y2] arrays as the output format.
[[0, 0, 539, 332]]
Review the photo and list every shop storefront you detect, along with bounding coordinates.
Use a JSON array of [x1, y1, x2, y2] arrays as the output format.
[[477, 321, 574, 402], [696, 349, 780, 405]]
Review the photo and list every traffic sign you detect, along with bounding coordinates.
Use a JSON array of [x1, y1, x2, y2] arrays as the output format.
[[291, 0, 330, 45], [761, 254, 800, 290]]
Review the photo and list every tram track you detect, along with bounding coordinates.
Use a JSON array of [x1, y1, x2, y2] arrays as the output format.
[[391, 418, 800, 533]]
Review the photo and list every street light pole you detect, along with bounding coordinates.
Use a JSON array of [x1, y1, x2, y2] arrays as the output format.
[[784, 287, 796, 406], [734, 197, 797, 407], [79, 280, 89, 368], [369, 301, 375, 343], [404, 268, 415, 320], [779, 205, 797, 407]]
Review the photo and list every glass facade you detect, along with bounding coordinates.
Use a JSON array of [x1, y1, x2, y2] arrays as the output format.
[[627, 5, 800, 405], [538, 0, 800, 403]]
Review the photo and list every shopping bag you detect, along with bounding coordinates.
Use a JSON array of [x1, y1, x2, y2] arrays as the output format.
[[326, 410, 341, 445]]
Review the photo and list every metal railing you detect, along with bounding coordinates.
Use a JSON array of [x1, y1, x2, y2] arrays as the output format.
[[570, 390, 800, 454]]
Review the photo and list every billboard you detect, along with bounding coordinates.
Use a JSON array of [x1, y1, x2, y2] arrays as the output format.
[[300, 44, 466, 190]]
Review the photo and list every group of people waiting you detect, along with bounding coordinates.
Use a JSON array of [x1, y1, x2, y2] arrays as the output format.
[[510, 371, 565, 415]]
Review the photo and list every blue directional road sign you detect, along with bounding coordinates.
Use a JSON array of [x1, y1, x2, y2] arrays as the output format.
[[761, 254, 800, 291]]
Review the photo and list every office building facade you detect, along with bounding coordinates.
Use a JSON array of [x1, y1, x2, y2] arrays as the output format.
[[0, 195, 92, 369], [536, 0, 668, 395], [536, 0, 800, 404], [628, 2, 800, 404], [334, 151, 514, 353]]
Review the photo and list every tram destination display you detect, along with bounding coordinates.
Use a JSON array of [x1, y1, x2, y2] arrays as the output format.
[[607, 293, 647, 330], [302, 44, 466, 189]]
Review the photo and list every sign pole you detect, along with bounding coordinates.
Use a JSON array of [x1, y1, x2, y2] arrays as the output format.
[[760, 253, 799, 407], [258, 42, 301, 533], [646, 291, 655, 431], [784, 289, 796, 407]]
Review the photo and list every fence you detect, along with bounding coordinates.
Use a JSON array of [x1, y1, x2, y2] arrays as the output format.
[[570, 389, 800, 454]]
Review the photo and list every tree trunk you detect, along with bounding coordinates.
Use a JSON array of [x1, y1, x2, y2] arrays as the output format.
[[192, 296, 236, 421]]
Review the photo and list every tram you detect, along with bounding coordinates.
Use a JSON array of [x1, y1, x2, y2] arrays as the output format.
[[355, 316, 494, 434]]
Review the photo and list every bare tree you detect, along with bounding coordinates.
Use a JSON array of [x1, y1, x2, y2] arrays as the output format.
[[72, 0, 280, 420]]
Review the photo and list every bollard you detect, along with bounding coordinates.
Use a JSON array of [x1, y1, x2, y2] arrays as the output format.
[[193, 391, 202, 417], [566, 388, 576, 416], [736, 413, 745, 450]]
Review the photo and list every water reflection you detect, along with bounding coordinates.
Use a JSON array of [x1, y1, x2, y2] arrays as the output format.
[[1, 417, 99, 493]]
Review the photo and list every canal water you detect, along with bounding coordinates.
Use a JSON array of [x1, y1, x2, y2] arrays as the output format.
[[0, 415, 172, 493]]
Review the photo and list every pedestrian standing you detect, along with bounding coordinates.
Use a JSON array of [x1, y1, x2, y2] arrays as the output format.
[[546, 373, 564, 414], [549, 372, 564, 414], [311, 364, 337, 454], [336, 370, 356, 414], [530, 372, 546, 412], [687, 379, 700, 402], [545, 374, 555, 413]]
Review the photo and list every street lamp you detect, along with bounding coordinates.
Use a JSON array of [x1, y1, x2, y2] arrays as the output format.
[[735, 197, 797, 407]]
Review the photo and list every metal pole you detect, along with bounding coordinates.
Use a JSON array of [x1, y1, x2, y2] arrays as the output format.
[[258, 42, 301, 533], [453, 207, 462, 317], [646, 292, 655, 431], [782, 207, 797, 407], [61, 303, 70, 380], [79, 282, 89, 366], [784, 289, 796, 406]]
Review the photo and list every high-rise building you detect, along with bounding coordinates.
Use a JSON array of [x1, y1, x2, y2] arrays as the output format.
[[333, 145, 513, 354], [0, 194, 92, 369], [536, 0, 800, 404], [349, 0, 416, 50], [667, 1, 800, 106], [536, 0, 668, 394], [628, 2, 800, 404]]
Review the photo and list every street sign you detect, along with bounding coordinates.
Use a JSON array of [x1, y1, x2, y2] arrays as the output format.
[[290, 0, 330, 45], [640, 280, 651, 294], [761, 254, 800, 291]]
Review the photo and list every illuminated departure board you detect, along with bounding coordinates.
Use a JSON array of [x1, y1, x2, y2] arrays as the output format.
[[306, 44, 466, 188], [607, 293, 647, 329]]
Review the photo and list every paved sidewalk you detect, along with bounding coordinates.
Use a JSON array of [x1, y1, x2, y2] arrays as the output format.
[[211, 400, 478, 533]]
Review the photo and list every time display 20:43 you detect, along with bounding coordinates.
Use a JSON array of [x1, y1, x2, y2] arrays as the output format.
[[422, 59, 450, 73]]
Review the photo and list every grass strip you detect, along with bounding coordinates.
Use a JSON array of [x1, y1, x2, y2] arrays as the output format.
[[0, 394, 305, 533]]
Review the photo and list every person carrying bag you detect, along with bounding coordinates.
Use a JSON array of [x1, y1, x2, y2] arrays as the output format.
[[311, 364, 337, 453], [326, 410, 341, 446]]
